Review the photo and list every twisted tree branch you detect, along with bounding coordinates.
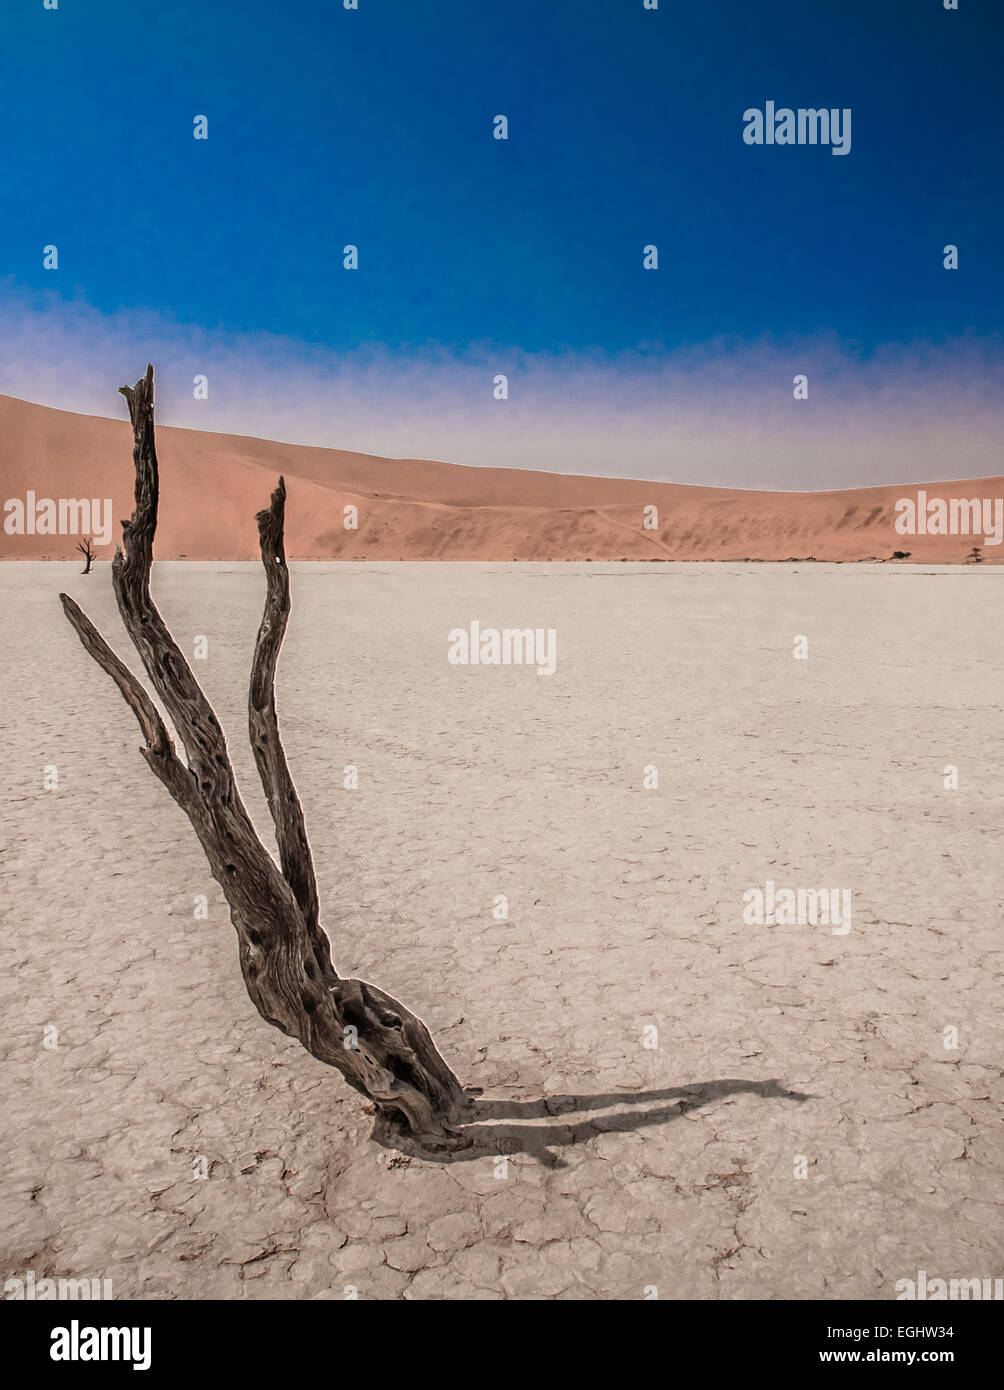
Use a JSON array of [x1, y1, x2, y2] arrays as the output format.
[[250, 476, 334, 986], [60, 365, 468, 1151]]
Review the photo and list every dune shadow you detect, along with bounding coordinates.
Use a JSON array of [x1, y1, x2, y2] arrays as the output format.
[[401, 1076, 814, 1166]]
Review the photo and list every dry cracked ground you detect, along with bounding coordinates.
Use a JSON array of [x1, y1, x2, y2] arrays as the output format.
[[2, 561, 1002, 1300]]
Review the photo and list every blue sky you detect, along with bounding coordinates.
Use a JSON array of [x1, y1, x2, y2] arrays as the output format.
[[1, 0, 1002, 487]]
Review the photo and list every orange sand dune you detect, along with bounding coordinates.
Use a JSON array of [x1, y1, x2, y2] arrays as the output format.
[[1, 393, 1000, 562]]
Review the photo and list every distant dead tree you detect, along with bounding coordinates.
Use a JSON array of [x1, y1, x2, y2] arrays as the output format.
[[60, 366, 469, 1152], [76, 538, 96, 574]]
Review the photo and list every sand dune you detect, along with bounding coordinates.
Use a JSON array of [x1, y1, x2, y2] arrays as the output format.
[[1, 392, 1000, 562]]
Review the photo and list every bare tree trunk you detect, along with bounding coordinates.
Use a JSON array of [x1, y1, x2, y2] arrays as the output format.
[[60, 366, 469, 1152], [76, 538, 95, 574]]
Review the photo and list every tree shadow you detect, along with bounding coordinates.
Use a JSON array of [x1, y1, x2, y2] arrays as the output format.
[[391, 1076, 814, 1166]]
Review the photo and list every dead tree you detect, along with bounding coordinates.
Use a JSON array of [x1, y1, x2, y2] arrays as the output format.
[[60, 366, 469, 1152], [77, 538, 96, 574]]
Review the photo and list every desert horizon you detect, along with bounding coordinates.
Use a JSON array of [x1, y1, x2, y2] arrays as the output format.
[[2, 391, 1001, 565]]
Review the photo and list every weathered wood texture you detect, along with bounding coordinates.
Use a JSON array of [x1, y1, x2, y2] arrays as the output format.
[[60, 366, 468, 1151]]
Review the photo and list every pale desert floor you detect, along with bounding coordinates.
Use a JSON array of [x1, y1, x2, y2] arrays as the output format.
[[1, 561, 1001, 1301]]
